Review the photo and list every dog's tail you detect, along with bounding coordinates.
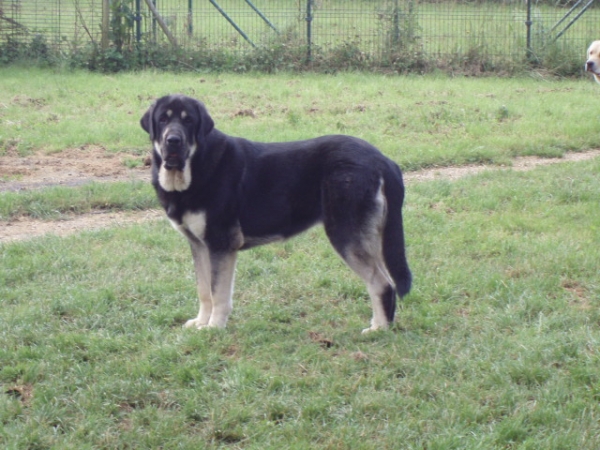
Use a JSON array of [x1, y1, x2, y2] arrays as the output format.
[[381, 163, 412, 321]]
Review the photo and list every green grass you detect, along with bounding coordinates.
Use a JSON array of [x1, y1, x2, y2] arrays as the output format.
[[1, 67, 599, 162], [0, 181, 155, 221], [1, 158, 600, 448], [1, 69, 600, 448]]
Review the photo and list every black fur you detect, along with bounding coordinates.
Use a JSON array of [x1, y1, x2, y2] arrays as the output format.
[[140, 94, 411, 331]]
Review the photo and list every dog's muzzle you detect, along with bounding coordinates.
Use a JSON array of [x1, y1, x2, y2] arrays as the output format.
[[163, 133, 185, 170], [586, 60, 599, 75]]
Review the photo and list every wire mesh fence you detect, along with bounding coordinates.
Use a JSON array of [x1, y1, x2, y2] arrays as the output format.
[[1, 0, 598, 71]]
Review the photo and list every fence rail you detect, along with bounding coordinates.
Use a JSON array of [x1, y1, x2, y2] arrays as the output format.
[[1, 0, 598, 71]]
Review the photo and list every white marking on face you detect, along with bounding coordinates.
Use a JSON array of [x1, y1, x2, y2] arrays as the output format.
[[181, 110, 187, 119], [161, 125, 171, 142], [158, 163, 192, 192], [155, 143, 197, 192], [166, 109, 173, 117]]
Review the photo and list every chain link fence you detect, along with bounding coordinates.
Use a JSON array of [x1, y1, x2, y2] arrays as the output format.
[[1, 0, 598, 72]]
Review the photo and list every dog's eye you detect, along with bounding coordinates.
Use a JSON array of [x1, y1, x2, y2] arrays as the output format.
[[158, 115, 168, 124], [183, 116, 193, 124]]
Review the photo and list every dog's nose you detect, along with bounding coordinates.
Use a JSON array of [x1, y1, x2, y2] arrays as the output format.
[[166, 135, 182, 146], [586, 61, 594, 70]]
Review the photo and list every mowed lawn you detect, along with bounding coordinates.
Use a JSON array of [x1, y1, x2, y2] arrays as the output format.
[[1, 68, 600, 449]]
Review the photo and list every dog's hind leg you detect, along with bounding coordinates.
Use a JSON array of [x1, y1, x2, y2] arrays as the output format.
[[323, 176, 396, 333], [343, 248, 396, 334]]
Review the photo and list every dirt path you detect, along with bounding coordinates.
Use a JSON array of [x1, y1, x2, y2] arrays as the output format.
[[0, 146, 149, 192], [1, 148, 599, 243], [402, 149, 600, 182]]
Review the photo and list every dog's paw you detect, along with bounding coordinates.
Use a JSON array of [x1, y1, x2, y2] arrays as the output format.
[[184, 318, 208, 329], [361, 324, 388, 334], [184, 317, 229, 330]]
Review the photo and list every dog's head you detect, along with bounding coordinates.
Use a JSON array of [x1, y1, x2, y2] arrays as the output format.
[[586, 40, 600, 84], [140, 94, 214, 172]]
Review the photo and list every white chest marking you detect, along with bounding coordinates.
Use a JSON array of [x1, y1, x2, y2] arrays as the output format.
[[169, 211, 207, 240]]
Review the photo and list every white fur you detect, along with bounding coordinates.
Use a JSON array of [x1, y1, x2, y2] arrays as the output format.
[[158, 164, 192, 192], [169, 211, 207, 240], [182, 211, 207, 240], [167, 211, 237, 330], [184, 243, 237, 330], [586, 40, 600, 84], [334, 179, 394, 334], [361, 180, 393, 333], [185, 241, 213, 328], [154, 140, 196, 192], [206, 255, 236, 328]]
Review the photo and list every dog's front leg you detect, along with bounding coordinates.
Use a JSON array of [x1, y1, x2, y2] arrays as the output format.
[[207, 251, 237, 328], [184, 240, 213, 329]]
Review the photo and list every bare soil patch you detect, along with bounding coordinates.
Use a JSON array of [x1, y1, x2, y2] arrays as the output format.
[[402, 149, 600, 183], [2, 209, 164, 242], [1, 148, 599, 243], [0, 146, 150, 192]]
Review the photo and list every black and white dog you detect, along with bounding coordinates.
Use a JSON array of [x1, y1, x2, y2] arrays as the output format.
[[140, 94, 411, 333]]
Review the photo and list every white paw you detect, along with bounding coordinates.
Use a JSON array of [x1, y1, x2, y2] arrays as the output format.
[[361, 324, 388, 334], [184, 318, 208, 329], [207, 317, 228, 329]]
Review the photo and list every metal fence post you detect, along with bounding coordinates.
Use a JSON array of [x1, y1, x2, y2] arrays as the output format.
[[101, 0, 109, 50], [135, 0, 142, 44], [393, 0, 400, 46], [526, 0, 532, 60], [152, 0, 157, 43], [306, 0, 313, 63], [188, 0, 193, 36]]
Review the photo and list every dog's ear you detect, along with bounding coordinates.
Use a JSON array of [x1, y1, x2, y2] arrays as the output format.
[[140, 102, 155, 139], [194, 99, 214, 140]]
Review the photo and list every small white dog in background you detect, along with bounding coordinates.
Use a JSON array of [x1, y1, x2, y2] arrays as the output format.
[[586, 41, 600, 83]]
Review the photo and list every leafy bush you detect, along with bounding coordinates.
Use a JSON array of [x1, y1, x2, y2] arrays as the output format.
[[0, 35, 54, 66]]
